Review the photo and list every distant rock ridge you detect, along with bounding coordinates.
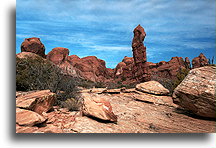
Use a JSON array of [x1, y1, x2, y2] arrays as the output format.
[[18, 30, 210, 84]]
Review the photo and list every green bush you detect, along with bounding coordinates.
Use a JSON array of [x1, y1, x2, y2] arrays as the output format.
[[16, 56, 81, 110]]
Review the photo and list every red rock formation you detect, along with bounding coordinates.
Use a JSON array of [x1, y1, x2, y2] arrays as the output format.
[[46, 47, 69, 65], [132, 25, 150, 82], [21, 37, 46, 58], [150, 57, 186, 80], [184, 57, 191, 69], [192, 53, 208, 68], [70, 56, 112, 82], [114, 56, 135, 83], [68, 55, 81, 66], [46, 47, 113, 82]]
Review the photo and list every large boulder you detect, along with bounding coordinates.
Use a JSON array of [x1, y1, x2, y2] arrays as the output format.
[[16, 108, 46, 126], [21, 37, 46, 58], [16, 90, 56, 114], [82, 94, 117, 122], [136, 81, 170, 95], [192, 53, 208, 69], [172, 66, 216, 118]]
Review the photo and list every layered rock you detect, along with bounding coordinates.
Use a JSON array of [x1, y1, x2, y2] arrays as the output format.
[[21, 37, 46, 58], [136, 81, 170, 95], [16, 108, 46, 126], [172, 66, 216, 118], [192, 53, 208, 68], [132, 25, 150, 82], [16, 90, 56, 114], [82, 93, 117, 122]]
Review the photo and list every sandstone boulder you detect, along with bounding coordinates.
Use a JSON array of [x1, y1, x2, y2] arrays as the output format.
[[21, 37, 46, 58], [82, 94, 117, 122], [172, 66, 216, 118], [16, 108, 46, 126], [136, 81, 170, 95], [16, 90, 56, 114]]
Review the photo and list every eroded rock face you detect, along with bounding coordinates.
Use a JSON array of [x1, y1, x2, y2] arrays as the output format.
[[192, 53, 208, 69], [82, 93, 117, 122], [136, 81, 170, 95], [150, 57, 187, 80], [21, 37, 46, 58], [46, 47, 69, 65], [16, 90, 56, 114], [70, 56, 112, 82], [172, 66, 216, 118], [132, 25, 150, 82], [16, 108, 46, 126]]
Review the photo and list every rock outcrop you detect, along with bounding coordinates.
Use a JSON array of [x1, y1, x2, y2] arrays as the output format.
[[172, 66, 216, 118], [136, 81, 170, 95], [192, 53, 208, 69], [132, 25, 150, 82], [21, 37, 46, 58]]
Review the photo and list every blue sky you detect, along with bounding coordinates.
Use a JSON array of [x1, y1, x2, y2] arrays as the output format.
[[16, 0, 215, 68]]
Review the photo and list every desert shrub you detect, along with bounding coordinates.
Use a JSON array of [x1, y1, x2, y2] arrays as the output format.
[[106, 81, 136, 89], [172, 68, 189, 89], [151, 68, 189, 94], [16, 56, 81, 110], [94, 81, 106, 88]]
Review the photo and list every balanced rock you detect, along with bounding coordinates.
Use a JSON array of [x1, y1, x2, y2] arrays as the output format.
[[46, 47, 69, 65], [82, 94, 117, 122], [136, 81, 170, 95], [16, 108, 46, 126], [21, 37, 46, 58], [16, 90, 56, 114], [172, 66, 216, 118], [192, 53, 208, 69]]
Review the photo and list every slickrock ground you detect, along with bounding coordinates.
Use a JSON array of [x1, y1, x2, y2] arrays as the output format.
[[16, 89, 215, 133]]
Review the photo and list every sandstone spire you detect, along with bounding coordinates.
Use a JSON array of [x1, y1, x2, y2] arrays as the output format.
[[132, 24, 150, 82]]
